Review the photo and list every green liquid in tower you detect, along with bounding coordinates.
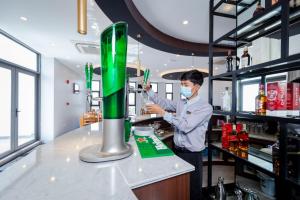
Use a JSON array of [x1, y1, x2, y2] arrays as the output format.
[[101, 22, 128, 119]]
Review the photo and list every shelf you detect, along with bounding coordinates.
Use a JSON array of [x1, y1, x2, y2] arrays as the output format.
[[214, 4, 300, 48], [236, 112, 300, 124], [236, 176, 276, 200], [213, 110, 233, 115], [211, 53, 300, 80], [210, 142, 275, 177], [286, 177, 300, 188], [213, 0, 259, 17], [213, 111, 300, 124]]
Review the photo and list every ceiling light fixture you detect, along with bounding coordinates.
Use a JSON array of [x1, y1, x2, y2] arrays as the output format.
[[176, 54, 180, 57], [164, 63, 167, 66], [20, 16, 28, 21], [182, 20, 189, 25], [77, 0, 87, 35]]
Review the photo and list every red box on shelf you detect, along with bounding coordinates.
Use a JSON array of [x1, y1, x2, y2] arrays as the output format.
[[222, 123, 231, 148], [221, 123, 242, 149], [267, 82, 278, 111], [277, 82, 287, 110], [267, 82, 287, 110], [287, 83, 300, 110]]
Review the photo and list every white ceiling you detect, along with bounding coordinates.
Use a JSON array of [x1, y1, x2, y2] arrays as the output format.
[[0, 0, 227, 81], [132, 0, 235, 43]]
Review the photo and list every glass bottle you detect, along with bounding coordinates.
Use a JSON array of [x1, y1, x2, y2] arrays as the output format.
[[216, 177, 226, 200], [229, 124, 238, 154], [222, 87, 231, 112], [240, 47, 251, 68], [253, 2, 265, 17], [238, 124, 249, 159], [255, 84, 267, 115], [226, 50, 233, 72]]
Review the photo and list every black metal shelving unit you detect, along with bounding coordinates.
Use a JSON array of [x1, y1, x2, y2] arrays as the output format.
[[208, 0, 300, 199]]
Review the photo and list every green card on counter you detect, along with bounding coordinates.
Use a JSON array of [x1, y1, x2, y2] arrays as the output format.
[[134, 134, 174, 159]]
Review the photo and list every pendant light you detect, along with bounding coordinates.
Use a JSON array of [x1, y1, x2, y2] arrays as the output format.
[[77, 0, 87, 35], [191, 53, 195, 68], [136, 34, 142, 76]]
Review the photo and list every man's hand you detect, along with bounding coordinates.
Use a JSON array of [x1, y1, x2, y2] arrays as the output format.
[[145, 104, 165, 115], [144, 82, 151, 92]]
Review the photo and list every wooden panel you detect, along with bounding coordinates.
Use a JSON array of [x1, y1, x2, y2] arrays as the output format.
[[132, 173, 190, 200]]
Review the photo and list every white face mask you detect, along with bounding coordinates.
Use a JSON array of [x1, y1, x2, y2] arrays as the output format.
[[180, 86, 193, 98]]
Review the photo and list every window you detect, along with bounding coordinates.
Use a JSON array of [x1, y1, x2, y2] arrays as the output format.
[[241, 83, 259, 112], [150, 82, 158, 93], [128, 82, 136, 116], [0, 33, 38, 71], [0, 31, 40, 159], [91, 80, 101, 111], [165, 83, 173, 100]]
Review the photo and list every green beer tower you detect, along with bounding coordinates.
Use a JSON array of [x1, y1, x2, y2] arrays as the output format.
[[79, 22, 133, 162]]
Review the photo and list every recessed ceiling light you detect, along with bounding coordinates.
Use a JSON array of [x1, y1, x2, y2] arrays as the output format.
[[164, 63, 167, 66], [140, 51, 143, 54], [176, 54, 180, 57], [20, 16, 28, 21], [182, 20, 189, 25]]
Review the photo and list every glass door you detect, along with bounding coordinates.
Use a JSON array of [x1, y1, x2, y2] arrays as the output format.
[[0, 66, 12, 155], [16, 70, 37, 147]]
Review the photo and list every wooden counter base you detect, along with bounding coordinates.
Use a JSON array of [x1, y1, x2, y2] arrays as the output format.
[[133, 173, 190, 200]]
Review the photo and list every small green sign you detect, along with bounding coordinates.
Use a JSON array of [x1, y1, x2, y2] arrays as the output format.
[[134, 135, 174, 158]]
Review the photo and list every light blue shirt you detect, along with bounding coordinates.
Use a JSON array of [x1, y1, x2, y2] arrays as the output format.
[[147, 90, 213, 152]]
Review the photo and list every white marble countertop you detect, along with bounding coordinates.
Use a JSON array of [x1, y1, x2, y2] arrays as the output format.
[[0, 123, 194, 200]]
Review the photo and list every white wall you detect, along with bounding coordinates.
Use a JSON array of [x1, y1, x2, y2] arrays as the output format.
[[41, 57, 87, 142], [40, 56, 55, 142], [53, 59, 86, 137]]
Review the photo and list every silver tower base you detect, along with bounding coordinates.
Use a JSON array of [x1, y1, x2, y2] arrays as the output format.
[[79, 119, 133, 163]]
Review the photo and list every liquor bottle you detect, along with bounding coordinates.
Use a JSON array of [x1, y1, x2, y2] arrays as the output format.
[[272, 0, 278, 5], [255, 84, 267, 115], [236, 57, 240, 70], [238, 124, 249, 159], [226, 50, 233, 72], [290, 0, 300, 7], [222, 87, 231, 111], [253, 2, 265, 17], [229, 124, 238, 154], [240, 47, 251, 68], [216, 177, 226, 200]]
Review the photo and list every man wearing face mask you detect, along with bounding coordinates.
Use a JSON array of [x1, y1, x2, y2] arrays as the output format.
[[145, 70, 213, 200]]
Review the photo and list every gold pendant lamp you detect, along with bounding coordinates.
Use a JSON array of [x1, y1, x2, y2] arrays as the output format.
[[77, 0, 87, 35]]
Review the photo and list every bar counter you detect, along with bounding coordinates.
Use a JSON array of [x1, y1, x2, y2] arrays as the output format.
[[0, 121, 194, 200]]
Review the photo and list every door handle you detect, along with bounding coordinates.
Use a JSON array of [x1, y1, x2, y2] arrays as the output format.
[[16, 109, 21, 117]]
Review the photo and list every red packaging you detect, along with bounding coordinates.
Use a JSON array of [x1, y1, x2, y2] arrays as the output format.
[[266, 82, 287, 110], [267, 83, 278, 110], [222, 123, 243, 148], [222, 123, 232, 148], [287, 83, 300, 110], [277, 82, 287, 110], [236, 123, 242, 133]]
